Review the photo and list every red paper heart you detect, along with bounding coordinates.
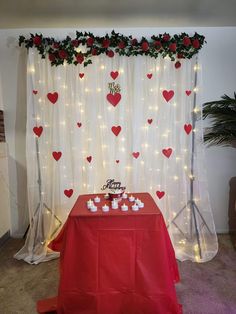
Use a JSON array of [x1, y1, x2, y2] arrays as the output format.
[[52, 151, 62, 161], [162, 148, 173, 158], [64, 189, 73, 198], [116, 160, 120, 163], [110, 71, 119, 80], [132, 152, 140, 159], [156, 191, 165, 199], [106, 93, 121, 107], [147, 119, 153, 124], [185, 90, 192, 96], [147, 73, 153, 79], [162, 90, 174, 102], [175, 61, 181, 69], [184, 124, 192, 135], [77, 122, 82, 128], [79, 73, 84, 79], [33, 126, 43, 137], [47, 92, 58, 104], [86, 156, 92, 163], [33, 90, 38, 95], [111, 125, 121, 136]]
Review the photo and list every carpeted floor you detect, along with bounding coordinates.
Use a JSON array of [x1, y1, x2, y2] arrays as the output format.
[[0, 234, 235, 314]]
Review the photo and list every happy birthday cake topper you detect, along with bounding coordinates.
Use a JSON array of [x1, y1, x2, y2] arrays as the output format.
[[101, 179, 126, 193]]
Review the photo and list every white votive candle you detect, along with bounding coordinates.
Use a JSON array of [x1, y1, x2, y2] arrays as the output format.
[[132, 204, 139, 211], [94, 196, 100, 203], [129, 195, 135, 202], [138, 202, 144, 208], [122, 193, 128, 199], [87, 199, 94, 209], [90, 205, 97, 212], [104, 193, 109, 199], [102, 204, 110, 212], [111, 201, 118, 209], [121, 203, 128, 211]]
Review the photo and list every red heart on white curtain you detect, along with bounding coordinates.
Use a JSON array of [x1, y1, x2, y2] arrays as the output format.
[[111, 125, 121, 136], [52, 151, 62, 161], [64, 189, 73, 198], [162, 148, 173, 158], [147, 119, 153, 124], [47, 92, 58, 104], [185, 90, 192, 96], [79, 73, 84, 79], [33, 126, 43, 137], [184, 124, 192, 134], [156, 191, 165, 199], [86, 156, 92, 163], [147, 73, 153, 79], [132, 152, 140, 159], [33, 90, 38, 95], [116, 160, 120, 163], [106, 93, 121, 107], [162, 90, 174, 102], [110, 71, 119, 80], [77, 122, 82, 128]]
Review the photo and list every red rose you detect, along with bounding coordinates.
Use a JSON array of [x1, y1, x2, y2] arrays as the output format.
[[192, 39, 200, 49], [102, 39, 110, 48], [58, 50, 68, 59], [87, 37, 94, 47], [33, 36, 42, 46], [118, 41, 126, 49], [183, 36, 191, 47], [163, 34, 170, 42], [141, 41, 149, 51], [106, 50, 114, 58], [71, 39, 79, 47], [177, 53, 184, 59], [131, 38, 138, 46], [53, 42, 59, 49], [175, 61, 181, 69], [169, 43, 177, 52], [154, 40, 162, 50], [76, 53, 84, 64], [49, 53, 56, 62], [91, 48, 97, 55]]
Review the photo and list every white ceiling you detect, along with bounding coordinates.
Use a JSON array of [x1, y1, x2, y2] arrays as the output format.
[[0, 0, 236, 28]]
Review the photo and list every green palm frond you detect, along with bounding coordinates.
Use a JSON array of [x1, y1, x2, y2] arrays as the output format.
[[203, 93, 236, 147]]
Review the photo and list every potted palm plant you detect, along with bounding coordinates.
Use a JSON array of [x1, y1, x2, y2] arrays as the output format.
[[203, 93, 236, 248]]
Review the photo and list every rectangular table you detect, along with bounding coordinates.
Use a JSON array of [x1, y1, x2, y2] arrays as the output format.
[[39, 193, 182, 314]]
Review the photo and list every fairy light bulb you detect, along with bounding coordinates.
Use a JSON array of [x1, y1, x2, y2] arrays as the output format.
[[96, 88, 102, 93], [100, 65, 105, 70]]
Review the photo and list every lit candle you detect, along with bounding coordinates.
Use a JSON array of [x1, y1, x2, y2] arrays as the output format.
[[87, 199, 94, 209], [122, 193, 128, 199], [132, 204, 139, 211], [111, 201, 118, 209], [94, 196, 100, 203], [102, 204, 110, 212], [129, 195, 135, 202], [138, 202, 144, 208], [121, 203, 128, 211], [90, 205, 97, 212], [104, 193, 109, 199]]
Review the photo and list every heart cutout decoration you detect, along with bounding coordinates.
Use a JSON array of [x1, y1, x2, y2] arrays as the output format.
[[77, 122, 82, 128], [147, 73, 153, 79], [106, 93, 121, 107], [116, 160, 120, 163], [33, 126, 43, 137], [162, 90, 174, 102], [162, 148, 173, 158], [110, 71, 119, 80], [111, 125, 121, 137], [185, 90, 192, 96], [64, 189, 73, 198], [147, 119, 153, 124], [47, 92, 58, 104], [132, 152, 140, 159], [52, 151, 62, 161], [79, 73, 84, 79], [184, 124, 192, 135], [33, 90, 38, 95], [156, 191, 165, 199], [86, 156, 92, 163]]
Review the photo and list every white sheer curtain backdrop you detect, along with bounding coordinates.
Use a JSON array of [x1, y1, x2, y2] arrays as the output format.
[[15, 49, 218, 264]]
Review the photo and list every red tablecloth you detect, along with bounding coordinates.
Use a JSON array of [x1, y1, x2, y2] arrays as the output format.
[[38, 193, 182, 314]]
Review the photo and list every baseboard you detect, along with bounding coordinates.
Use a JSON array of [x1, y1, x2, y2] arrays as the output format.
[[0, 230, 10, 247]]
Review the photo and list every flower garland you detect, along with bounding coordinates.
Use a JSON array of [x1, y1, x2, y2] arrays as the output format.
[[19, 30, 205, 67]]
